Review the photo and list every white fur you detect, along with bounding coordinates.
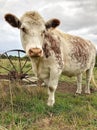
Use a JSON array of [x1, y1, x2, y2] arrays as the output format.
[[5, 11, 96, 106]]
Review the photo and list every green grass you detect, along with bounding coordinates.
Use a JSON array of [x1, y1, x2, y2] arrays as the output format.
[[0, 59, 32, 75], [0, 80, 97, 130], [0, 58, 97, 130]]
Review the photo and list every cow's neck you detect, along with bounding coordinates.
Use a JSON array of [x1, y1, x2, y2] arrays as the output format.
[[32, 57, 42, 66], [43, 31, 64, 69], [31, 57, 43, 76], [43, 31, 61, 57]]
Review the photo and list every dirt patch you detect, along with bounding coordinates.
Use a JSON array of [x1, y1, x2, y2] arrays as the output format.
[[57, 81, 96, 94], [0, 79, 96, 94], [57, 81, 76, 94]]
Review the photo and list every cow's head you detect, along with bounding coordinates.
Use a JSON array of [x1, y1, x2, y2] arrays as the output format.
[[4, 11, 60, 58]]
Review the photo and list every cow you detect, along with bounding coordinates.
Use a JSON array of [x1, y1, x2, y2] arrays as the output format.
[[4, 11, 96, 106]]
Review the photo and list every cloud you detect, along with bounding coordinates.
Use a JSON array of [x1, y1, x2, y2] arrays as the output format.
[[40, 0, 97, 31]]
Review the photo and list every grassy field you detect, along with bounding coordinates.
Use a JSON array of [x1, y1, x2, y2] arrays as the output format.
[[0, 58, 32, 75], [0, 59, 97, 130]]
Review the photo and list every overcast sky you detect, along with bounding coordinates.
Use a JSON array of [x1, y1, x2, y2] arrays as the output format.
[[0, 0, 97, 53]]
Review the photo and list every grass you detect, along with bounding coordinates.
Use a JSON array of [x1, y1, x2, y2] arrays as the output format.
[[0, 58, 97, 130], [0, 80, 97, 130], [0, 59, 32, 75]]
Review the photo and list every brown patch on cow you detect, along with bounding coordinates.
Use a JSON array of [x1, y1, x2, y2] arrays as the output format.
[[70, 36, 91, 64], [43, 31, 63, 68], [43, 43, 51, 58], [45, 33, 60, 54]]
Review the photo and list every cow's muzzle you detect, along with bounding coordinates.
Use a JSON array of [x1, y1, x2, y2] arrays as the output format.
[[28, 48, 43, 57]]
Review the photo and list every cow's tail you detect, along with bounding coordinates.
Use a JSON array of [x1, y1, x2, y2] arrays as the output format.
[[91, 74, 97, 88]]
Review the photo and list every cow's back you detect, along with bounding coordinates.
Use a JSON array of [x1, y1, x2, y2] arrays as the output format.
[[52, 29, 96, 76]]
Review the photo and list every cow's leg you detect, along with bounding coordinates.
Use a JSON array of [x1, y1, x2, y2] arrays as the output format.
[[47, 69, 62, 106], [47, 85, 57, 106], [85, 68, 93, 94], [76, 73, 82, 94]]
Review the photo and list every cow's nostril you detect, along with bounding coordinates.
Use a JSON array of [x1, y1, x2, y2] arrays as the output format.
[[29, 49, 34, 54]]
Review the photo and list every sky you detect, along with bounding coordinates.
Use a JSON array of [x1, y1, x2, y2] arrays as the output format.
[[0, 0, 97, 53]]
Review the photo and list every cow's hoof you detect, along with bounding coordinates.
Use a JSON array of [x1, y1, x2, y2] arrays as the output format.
[[85, 89, 90, 94], [47, 100, 54, 107], [75, 90, 82, 95], [75, 93, 81, 96], [85, 90, 90, 95]]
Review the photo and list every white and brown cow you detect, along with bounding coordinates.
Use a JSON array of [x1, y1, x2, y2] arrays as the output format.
[[4, 11, 96, 106]]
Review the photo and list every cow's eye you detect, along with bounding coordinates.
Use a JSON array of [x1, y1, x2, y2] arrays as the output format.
[[21, 27, 26, 33]]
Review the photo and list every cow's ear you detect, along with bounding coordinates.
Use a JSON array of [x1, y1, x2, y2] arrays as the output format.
[[45, 19, 60, 29], [4, 14, 21, 28]]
